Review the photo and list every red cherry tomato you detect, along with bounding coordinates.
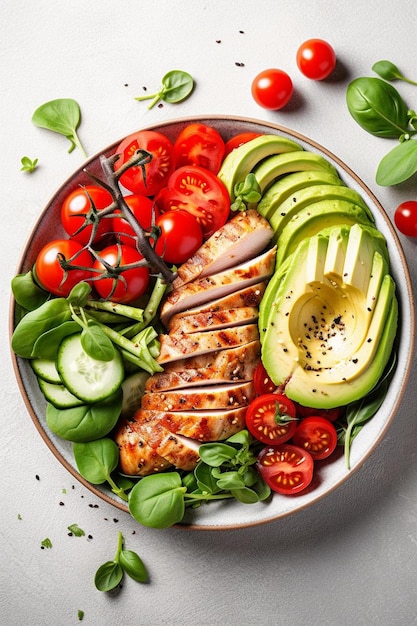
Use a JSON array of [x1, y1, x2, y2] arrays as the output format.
[[256, 444, 314, 495], [246, 393, 297, 445], [292, 416, 338, 461], [114, 130, 174, 197], [155, 165, 230, 239], [253, 362, 276, 395], [34, 239, 94, 297], [296, 404, 342, 422], [296, 39, 336, 80], [224, 132, 262, 158], [173, 123, 225, 174], [155, 210, 203, 264], [251, 69, 294, 110], [61, 185, 113, 245], [112, 194, 159, 247], [394, 201, 417, 237], [93, 244, 150, 303]]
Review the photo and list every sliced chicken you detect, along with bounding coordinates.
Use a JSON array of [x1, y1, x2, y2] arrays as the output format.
[[132, 410, 200, 471], [145, 341, 261, 392], [157, 323, 259, 364], [141, 380, 256, 411], [160, 247, 276, 326], [167, 306, 259, 335], [113, 418, 172, 476], [173, 209, 273, 288], [156, 406, 247, 441]]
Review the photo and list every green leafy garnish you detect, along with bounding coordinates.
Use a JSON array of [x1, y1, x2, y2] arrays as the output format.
[[41, 538, 53, 549], [135, 70, 194, 109], [68, 523, 85, 537], [94, 532, 148, 592], [32, 98, 87, 158], [372, 60, 417, 86], [20, 156, 38, 173], [73, 438, 128, 502]]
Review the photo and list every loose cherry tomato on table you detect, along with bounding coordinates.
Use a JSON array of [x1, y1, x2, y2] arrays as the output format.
[[253, 362, 276, 395], [112, 194, 159, 247], [256, 444, 314, 495], [155, 165, 230, 239], [114, 130, 174, 197], [223, 132, 262, 158], [246, 393, 297, 445], [154, 210, 203, 264], [251, 69, 294, 110], [173, 123, 225, 174], [61, 185, 113, 245], [92, 244, 150, 303], [394, 201, 417, 237], [34, 239, 94, 297], [296, 39, 336, 80], [292, 416, 338, 460]]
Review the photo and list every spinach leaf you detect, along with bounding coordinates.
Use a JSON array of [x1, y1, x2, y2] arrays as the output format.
[[31, 320, 79, 359], [129, 472, 187, 529], [135, 70, 194, 109], [32, 98, 87, 158], [73, 438, 128, 501], [11, 271, 50, 311], [376, 138, 417, 185]]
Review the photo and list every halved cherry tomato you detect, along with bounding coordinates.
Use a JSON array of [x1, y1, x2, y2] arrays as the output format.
[[112, 194, 159, 247], [295, 404, 342, 422], [61, 185, 113, 245], [253, 362, 276, 395], [296, 39, 336, 81], [292, 416, 338, 460], [114, 130, 174, 197], [223, 132, 262, 158], [251, 68, 294, 110], [173, 123, 225, 174], [256, 444, 314, 494], [154, 210, 203, 265], [34, 239, 94, 297], [155, 165, 230, 239], [92, 244, 150, 303], [246, 393, 297, 445]]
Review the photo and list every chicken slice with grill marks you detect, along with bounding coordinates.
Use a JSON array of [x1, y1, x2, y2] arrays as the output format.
[[157, 323, 259, 364], [145, 341, 261, 392], [113, 418, 172, 476], [141, 380, 256, 412], [160, 247, 276, 327], [173, 209, 273, 288], [167, 306, 259, 335]]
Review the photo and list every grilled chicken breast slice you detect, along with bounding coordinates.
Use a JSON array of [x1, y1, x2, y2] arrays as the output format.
[[167, 306, 259, 335], [157, 323, 259, 364], [155, 406, 247, 441], [173, 209, 273, 288], [160, 247, 276, 326], [113, 418, 172, 476], [141, 381, 256, 412]]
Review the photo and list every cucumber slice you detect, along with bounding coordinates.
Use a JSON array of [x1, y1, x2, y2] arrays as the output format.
[[31, 358, 61, 383], [38, 378, 84, 409], [121, 370, 150, 417], [57, 333, 124, 404]]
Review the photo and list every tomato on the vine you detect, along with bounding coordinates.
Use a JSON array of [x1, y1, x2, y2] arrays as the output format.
[[256, 444, 314, 495], [394, 200, 417, 237], [246, 393, 297, 445], [224, 132, 262, 158], [114, 130, 174, 197], [112, 194, 159, 247], [154, 210, 203, 264], [61, 185, 113, 245], [296, 39, 336, 80], [93, 244, 150, 303], [292, 416, 338, 461], [173, 123, 225, 174], [155, 165, 230, 238], [34, 239, 94, 297], [251, 69, 294, 110], [253, 362, 276, 395]]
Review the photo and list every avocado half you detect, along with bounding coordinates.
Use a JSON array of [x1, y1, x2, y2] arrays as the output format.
[[259, 224, 398, 409]]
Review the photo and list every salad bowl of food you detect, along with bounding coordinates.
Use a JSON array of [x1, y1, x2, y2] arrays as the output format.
[[9, 116, 414, 530]]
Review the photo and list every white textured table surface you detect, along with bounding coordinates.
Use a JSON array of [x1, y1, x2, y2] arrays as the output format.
[[2, 1, 417, 624]]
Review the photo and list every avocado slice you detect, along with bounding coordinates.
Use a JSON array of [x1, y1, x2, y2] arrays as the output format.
[[252, 150, 339, 194], [217, 134, 302, 198], [260, 224, 398, 408]]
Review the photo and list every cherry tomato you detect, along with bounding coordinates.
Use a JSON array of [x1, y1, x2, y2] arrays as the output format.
[[114, 130, 174, 197], [173, 123, 225, 174], [296, 39, 336, 80], [251, 69, 294, 110], [93, 244, 150, 303], [61, 185, 113, 245], [257, 444, 314, 495], [112, 194, 159, 247], [394, 201, 417, 237], [292, 416, 338, 461], [34, 239, 94, 297], [155, 165, 230, 239], [155, 210, 203, 264], [224, 132, 262, 158], [253, 362, 276, 395], [246, 393, 297, 445], [296, 403, 342, 422]]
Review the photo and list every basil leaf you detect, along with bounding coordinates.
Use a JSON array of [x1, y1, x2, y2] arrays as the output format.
[[32, 98, 87, 158], [94, 561, 123, 592], [73, 438, 119, 484], [119, 550, 148, 583], [376, 139, 417, 185], [372, 60, 417, 86]]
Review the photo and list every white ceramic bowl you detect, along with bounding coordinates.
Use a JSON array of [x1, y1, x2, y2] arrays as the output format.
[[9, 116, 415, 530]]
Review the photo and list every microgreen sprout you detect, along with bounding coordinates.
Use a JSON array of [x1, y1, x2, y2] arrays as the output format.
[[20, 156, 38, 173], [372, 60, 417, 86], [94, 532, 148, 592], [135, 70, 194, 109]]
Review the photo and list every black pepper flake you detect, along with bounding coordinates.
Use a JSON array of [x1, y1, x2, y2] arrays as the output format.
[[239, 30, 245, 33], [158, 102, 164, 108], [352, 358, 358, 363], [216, 39, 222, 43], [113, 518, 119, 523], [367, 338, 373, 343], [88, 535, 93, 540], [235, 62, 245, 67], [59, 501, 65, 506], [35, 475, 40, 481]]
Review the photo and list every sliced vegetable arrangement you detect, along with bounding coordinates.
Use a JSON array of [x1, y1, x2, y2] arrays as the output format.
[[11, 121, 399, 528]]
